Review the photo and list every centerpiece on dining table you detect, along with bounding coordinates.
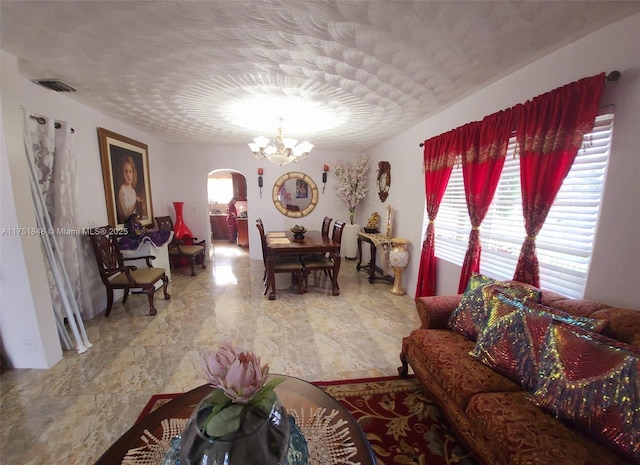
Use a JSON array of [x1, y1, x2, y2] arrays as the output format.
[[178, 344, 308, 465], [289, 225, 307, 241]]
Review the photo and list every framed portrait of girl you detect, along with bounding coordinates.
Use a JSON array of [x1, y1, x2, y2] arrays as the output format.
[[97, 128, 154, 229]]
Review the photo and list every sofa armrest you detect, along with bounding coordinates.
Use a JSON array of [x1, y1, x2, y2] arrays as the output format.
[[415, 295, 462, 329], [590, 307, 640, 350]]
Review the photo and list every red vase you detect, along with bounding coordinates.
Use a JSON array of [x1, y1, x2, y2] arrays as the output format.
[[173, 201, 194, 240]]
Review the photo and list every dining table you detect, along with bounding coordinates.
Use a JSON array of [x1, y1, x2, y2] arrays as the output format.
[[266, 229, 341, 300]]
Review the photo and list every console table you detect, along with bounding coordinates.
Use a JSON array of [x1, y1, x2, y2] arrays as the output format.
[[356, 232, 394, 284]]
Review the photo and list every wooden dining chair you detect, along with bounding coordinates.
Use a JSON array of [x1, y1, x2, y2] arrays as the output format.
[[321, 216, 333, 237], [300, 220, 345, 290], [300, 216, 333, 267], [155, 215, 206, 276], [88, 226, 170, 316], [256, 218, 308, 295]]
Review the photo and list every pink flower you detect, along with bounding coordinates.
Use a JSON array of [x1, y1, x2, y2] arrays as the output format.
[[202, 344, 270, 404], [202, 343, 237, 388], [222, 352, 269, 404]]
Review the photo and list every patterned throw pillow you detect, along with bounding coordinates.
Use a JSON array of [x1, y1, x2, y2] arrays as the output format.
[[472, 291, 610, 391], [447, 273, 541, 341], [471, 299, 553, 390], [529, 322, 640, 462], [483, 289, 610, 334]]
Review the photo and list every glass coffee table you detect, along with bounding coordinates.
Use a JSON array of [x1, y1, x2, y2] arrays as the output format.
[[94, 374, 377, 464]]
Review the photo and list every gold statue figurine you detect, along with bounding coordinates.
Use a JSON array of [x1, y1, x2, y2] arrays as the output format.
[[365, 212, 380, 232]]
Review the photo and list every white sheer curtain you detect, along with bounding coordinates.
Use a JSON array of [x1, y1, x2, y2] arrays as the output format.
[[27, 114, 92, 351]]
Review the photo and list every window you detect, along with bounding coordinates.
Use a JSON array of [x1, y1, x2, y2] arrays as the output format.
[[432, 111, 614, 298], [208, 177, 234, 204]]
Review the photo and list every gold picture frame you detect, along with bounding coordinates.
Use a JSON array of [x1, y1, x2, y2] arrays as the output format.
[[97, 128, 154, 229], [272, 172, 318, 218]]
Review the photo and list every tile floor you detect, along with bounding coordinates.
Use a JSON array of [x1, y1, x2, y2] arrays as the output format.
[[0, 241, 420, 464]]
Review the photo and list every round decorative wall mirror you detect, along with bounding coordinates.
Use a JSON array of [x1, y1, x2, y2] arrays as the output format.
[[377, 161, 391, 202], [272, 172, 319, 218]]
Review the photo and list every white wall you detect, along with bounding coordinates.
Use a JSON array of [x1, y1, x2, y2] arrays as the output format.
[[366, 13, 640, 308], [2, 13, 638, 368]]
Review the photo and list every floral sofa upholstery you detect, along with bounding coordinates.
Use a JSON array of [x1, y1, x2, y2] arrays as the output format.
[[398, 274, 640, 465]]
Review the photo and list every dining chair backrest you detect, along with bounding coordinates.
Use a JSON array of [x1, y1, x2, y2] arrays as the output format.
[[89, 226, 124, 281], [155, 215, 174, 232], [255, 218, 267, 265], [332, 220, 346, 244], [321, 216, 333, 237]]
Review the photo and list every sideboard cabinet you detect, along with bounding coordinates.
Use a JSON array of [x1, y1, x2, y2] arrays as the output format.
[[210, 214, 229, 240], [237, 218, 249, 247]]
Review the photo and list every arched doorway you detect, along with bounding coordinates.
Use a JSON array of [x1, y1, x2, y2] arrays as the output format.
[[207, 170, 249, 248]]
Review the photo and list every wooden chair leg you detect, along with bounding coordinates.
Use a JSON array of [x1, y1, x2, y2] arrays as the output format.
[[189, 257, 196, 276], [263, 275, 271, 295], [105, 288, 114, 317], [296, 271, 304, 294], [162, 275, 171, 300], [122, 288, 130, 303], [303, 270, 309, 293], [143, 285, 157, 316]]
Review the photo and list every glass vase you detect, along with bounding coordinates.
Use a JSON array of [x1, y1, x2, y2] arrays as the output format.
[[180, 395, 290, 465]]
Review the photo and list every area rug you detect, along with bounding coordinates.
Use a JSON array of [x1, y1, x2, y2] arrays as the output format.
[[139, 375, 478, 465]]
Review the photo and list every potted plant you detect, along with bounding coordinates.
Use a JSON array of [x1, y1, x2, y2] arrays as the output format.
[[333, 154, 370, 258], [333, 153, 370, 225]]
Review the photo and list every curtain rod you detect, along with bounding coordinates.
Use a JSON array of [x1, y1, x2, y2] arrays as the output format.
[[30, 115, 75, 133], [418, 70, 621, 147]]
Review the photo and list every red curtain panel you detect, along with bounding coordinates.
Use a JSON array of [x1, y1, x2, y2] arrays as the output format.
[[512, 73, 605, 286], [457, 109, 518, 293], [415, 130, 459, 297]]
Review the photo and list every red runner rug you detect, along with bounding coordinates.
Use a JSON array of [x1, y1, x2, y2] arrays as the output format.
[[139, 375, 477, 465]]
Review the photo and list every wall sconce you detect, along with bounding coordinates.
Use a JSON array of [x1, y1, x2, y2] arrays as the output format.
[[322, 164, 329, 193], [258, 167, 264, 198]]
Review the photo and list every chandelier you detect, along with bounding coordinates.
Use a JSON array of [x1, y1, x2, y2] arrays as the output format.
[[248, 117, 313, 166]]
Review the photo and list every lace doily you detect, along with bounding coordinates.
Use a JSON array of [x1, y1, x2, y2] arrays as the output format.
[[122, 418, 188, 465], [121, 408, 361, 465], [289, 408, 359, 465]]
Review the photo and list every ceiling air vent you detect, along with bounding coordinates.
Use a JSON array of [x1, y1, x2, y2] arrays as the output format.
[[34, 79, 77, 92]]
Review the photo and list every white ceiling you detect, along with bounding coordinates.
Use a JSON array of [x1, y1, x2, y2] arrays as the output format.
[[1, 1, 638, 151]]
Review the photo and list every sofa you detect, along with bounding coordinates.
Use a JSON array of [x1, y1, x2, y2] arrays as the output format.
[[398, 274, 640, 465]]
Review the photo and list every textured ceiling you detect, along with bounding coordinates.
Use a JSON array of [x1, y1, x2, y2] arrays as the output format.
[[1, 1, 638, 151]]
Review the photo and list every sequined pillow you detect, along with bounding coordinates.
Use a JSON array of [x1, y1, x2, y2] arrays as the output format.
[[483, 289, 610, 334], [529, 322, 640, 461], [471, 301, 553, 390], [447, 273, 541, 341], [472, 292, 610, 390]]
